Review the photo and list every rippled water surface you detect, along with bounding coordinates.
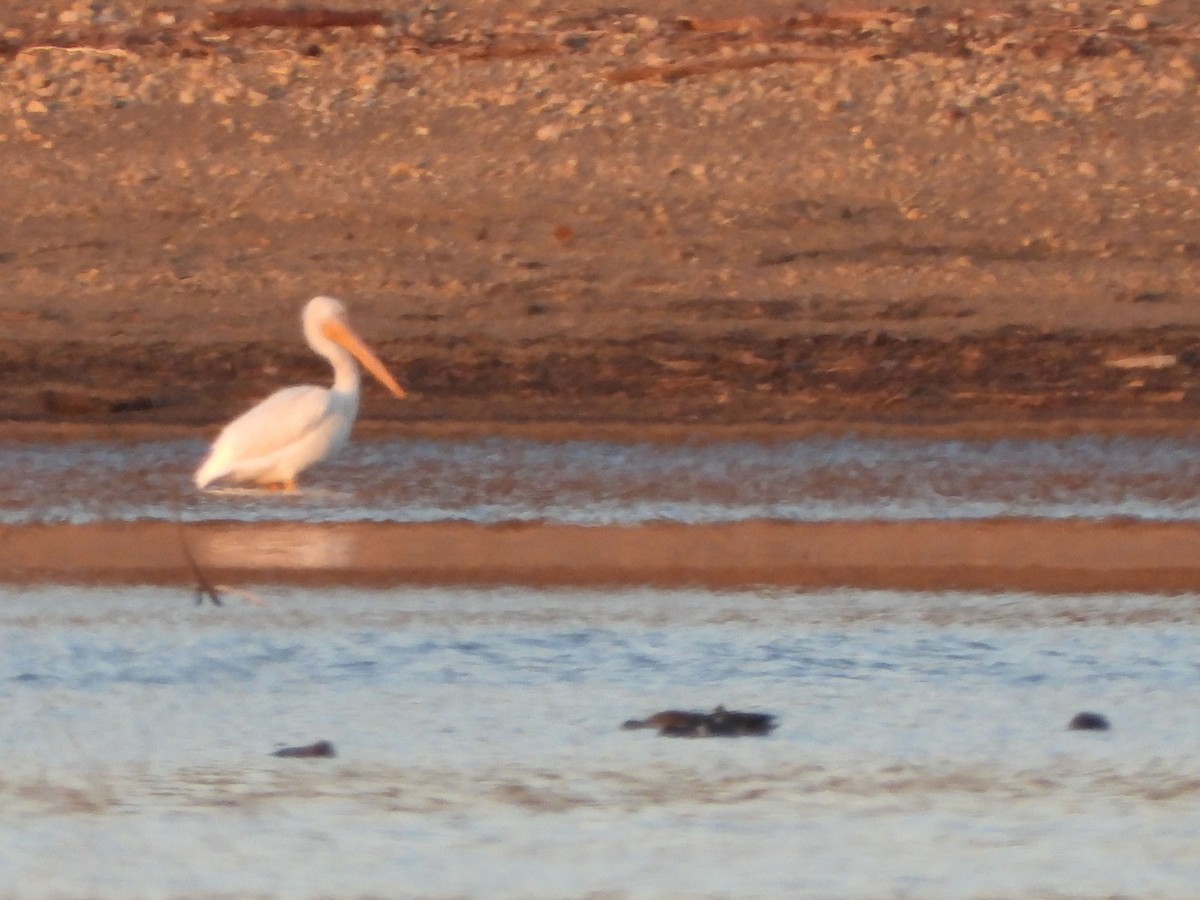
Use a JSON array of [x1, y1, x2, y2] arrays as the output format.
[[4, 435, 1199, 897], [1, 585, 1198, 898], [2, 435, 1200, 524]]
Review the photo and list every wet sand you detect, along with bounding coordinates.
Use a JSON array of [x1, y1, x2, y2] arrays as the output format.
[[5, 518, 1200, 594]]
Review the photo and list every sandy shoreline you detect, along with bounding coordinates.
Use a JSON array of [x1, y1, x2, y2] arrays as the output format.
[[4, 518, 1200, 594]]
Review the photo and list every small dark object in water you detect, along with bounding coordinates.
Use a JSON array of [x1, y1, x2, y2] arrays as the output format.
[[193, 586, 222, 606], [1068, 711, 1111, 731], [623, 709, 708, 736], [174, 489, 222, 606], [271, 740, 336, 758], [622, 706, 777, 737], [705, 705, 777, 736]]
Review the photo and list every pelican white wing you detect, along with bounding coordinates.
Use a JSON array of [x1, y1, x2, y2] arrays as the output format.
[[194, 296, 406, 491], [194, 385, 355, 489]]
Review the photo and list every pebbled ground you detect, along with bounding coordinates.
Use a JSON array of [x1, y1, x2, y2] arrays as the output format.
[[2, 0, 1200, 434]]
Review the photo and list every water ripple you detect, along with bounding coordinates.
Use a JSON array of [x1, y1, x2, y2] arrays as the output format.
[[2, 435, 1200, 524]]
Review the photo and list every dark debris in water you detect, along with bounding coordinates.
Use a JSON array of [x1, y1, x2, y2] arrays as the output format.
[[271, 740, 337, 758], [176, 509, 222, 606], [623, 706, 777, 737], [1068, 711, 1111, 731]]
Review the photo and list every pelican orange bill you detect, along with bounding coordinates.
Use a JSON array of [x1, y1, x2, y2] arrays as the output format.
[[322, 318, 407, 399]]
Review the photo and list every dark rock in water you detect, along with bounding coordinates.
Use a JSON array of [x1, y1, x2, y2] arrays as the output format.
[[1068, 712, 1111, 731], [622, 706, 777, 737], [704, 706, 777, 736], [623, 710, 710, 736], [271, 740, 336, 758]]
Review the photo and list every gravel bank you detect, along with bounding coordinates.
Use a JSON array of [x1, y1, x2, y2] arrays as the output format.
[[2, 1, 1199, 431]]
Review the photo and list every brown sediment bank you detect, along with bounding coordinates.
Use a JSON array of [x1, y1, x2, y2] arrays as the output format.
[[3, 1, 1200, 435], [3, 519, 1199, 594]]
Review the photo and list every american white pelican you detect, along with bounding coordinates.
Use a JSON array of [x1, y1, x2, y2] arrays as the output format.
[[194, 295, 406, 491]]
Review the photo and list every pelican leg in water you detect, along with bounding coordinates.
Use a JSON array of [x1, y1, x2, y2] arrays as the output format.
[[194, 295, 406, 491]]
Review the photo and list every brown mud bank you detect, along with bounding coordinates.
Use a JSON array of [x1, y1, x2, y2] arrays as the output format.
[[4, 2, 1200, 434], [5, 328, 1200, 437], [4, 519, 1200, 594]]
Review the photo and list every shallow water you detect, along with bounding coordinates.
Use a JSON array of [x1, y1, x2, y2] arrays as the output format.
[[1, 585, 1199, 899], [3, 435, 1200, 524], [4, 435, 1199, 896]]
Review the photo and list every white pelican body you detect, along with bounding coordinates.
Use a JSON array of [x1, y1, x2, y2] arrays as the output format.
[[195, 296, 405, 491]]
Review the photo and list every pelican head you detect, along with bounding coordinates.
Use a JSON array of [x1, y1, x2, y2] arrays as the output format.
[[304, 295, 406, 398]]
